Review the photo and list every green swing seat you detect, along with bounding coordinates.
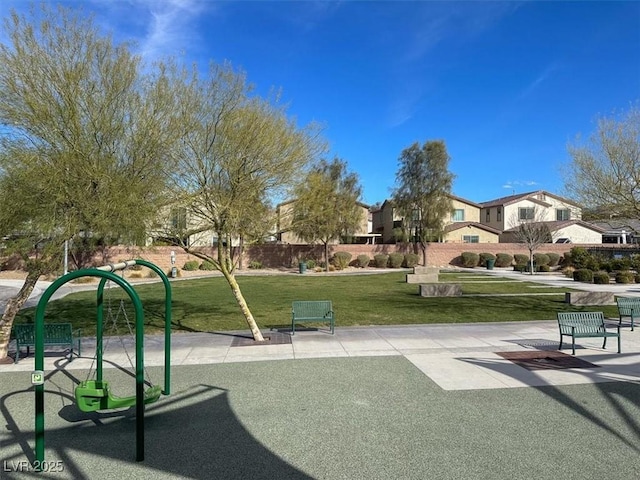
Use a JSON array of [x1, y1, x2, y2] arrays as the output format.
[[75, 380, 162, 413]]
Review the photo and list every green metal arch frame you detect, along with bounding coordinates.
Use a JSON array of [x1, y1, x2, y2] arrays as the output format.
[[33, 259, 172, 468]]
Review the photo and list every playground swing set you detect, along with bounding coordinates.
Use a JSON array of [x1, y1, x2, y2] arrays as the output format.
[[31, 259, 172, 469]]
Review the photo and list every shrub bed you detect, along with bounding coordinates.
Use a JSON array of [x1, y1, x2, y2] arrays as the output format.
[[461, 252, 479, 268], [374, 254, 389, 268]]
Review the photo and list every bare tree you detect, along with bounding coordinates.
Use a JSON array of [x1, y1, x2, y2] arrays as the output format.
[[506, 208, 552, 274], [563, 104, 640, 216]]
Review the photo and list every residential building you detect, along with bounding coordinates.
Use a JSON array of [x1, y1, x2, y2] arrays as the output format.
[[275, 199, 374, 245], [479, 190, 582, 232]]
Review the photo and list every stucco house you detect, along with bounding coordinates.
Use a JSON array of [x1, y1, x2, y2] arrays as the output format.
[[479, 190, 582, 232], [276, 199, 373, 245], [588, 219, 640, 244], [371, 195, 499, 243], [499, 219, 605, 243]]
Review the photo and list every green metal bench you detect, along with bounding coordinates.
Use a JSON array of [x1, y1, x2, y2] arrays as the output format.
[[615, 296, 638, 331], [12, 323, 82, 364], [291, 300, 334, 335], [556, 312, 620, 355]]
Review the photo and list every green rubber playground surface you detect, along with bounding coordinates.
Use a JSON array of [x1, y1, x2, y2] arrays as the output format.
[[1, 356, 639, 479]]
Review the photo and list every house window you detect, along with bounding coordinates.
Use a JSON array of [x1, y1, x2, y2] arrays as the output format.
[[485, 210, 490, 222], [497, 208, 502, 222], [463, 235, 479, 243], [170, 207, 187, 230], [451, 209, 465, 222], [518, 207, 535, 220], [556, 209, 570, 221]]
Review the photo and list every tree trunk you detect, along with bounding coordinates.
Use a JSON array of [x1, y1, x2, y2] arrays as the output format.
[[184, 239, 265, 342], [0, 269, 42, 363], [529, 250, 534, 275], [220, 264, 265, 342], [420, 242, 428, 266], [324, 242, 330, 272]]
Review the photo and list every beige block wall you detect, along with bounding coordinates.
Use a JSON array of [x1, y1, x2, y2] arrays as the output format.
[[86, 242, 630, 271]]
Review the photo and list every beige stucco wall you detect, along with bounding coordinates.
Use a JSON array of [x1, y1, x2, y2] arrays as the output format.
[[277, 201, 370, 245], [444, 225, 499, 243], [449, 198, 480, 223]]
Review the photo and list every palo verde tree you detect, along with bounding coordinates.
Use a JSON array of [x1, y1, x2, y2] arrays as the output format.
[[162, 61, 325, 342], [291, 158, 364, 271], [392, 140, 455, 265], [0, 5, 179, 362], [563, 104, 640, 217]]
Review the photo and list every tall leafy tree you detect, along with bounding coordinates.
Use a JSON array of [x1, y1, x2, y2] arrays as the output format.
[[392, 140, 455, 265], [291, 158, 364, 271], [0, 5, 179, 362], [162, 62, 325, 342], [563, 104, 640, 216]]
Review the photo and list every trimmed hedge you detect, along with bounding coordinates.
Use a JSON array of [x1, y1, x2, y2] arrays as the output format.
[[356, 254, 370, 268], [615, 270, 635, 284], [404, 253, 419, 268], [183, 260, 199, 271], [573, 268, 593, 283], [593, 271, 611, 284], [514, 254, 529, 265], [533, 253, 550, 267], [461, 252, 479, 268], [374, 254, 389, 268], [495, 253, 513, 268], [333, 251, 352, 270], [546, 252, 560, 267], [388, 252, 404, 268]]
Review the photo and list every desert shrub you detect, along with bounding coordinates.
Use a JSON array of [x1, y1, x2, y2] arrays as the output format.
[[533, 253, 550, 267], [199, 261, 215, 271], [306, 259, 316, 269], [545, 253, 560, 267], [537, 264, 550, 272], [593, 271, 611, 284], [615, 270, 635, 284], [630, 254, 640, 272], [146, 269, 158, 278], [461, 252, 479, 268], [563, 266, 575, 278], [388, 252, 404, 268], [610, 257, 631, 271], [249, 260, 263, 269], [403, 253, 419, 268], [356, 254, 370, 268], [182, 260, 199, 271], [495, 253, 513, 268], [573, 268, 593, 283], [374, 254, 389, 268], [569, 246, 599, 270], [332, 251, 352, 270], [514, 254, 529, 265], [479, 253, 496, 265]]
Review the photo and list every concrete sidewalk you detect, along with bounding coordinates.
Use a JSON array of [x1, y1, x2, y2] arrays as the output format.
[[3, 321, 639, 391]]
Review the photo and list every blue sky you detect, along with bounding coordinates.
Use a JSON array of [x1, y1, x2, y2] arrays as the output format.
[[1, 1, 639, 207]]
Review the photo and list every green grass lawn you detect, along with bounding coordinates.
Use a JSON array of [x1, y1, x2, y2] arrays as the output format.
[[16, 271, 620, 334]]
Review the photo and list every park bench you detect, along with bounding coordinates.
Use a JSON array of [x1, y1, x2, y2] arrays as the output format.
[[615, 296, 638, 331], [556, 312, 620, 355], [12, 323, 82, 364], [291, 300, 334, 335]]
